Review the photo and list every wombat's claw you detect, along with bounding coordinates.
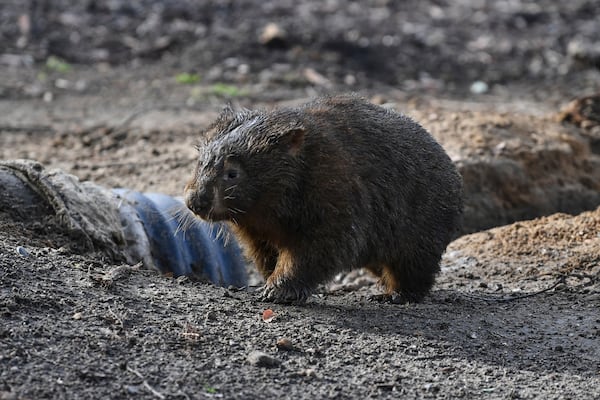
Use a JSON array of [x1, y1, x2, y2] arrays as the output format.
[[260, 283, 310, 304]]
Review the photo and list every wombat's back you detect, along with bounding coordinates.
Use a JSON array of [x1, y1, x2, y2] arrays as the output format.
[[294, 95, 463, 255]]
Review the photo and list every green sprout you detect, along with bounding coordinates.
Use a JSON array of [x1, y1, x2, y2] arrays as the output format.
[[46, 56, 71, 73], [209, 83, 245, 97], [175, 73, 200, 84], [203, 384, 217, 394]]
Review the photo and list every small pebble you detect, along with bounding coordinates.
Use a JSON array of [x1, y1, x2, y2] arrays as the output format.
[[295, 368, 317, 378], [247, 350, 280, 368], [262, 308, 275, 323], [276, 337, 297, 352], [16, 246, 30, 257], [470, 80, 488, 94], [204, 310, 218, 322], [125, 385, 141, 394], [259, 23, 287, 47]]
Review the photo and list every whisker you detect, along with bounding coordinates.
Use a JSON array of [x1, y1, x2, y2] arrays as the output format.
[[168, 207, 188, 234], [164, 204, 187, 222], [217, 223, 226, 242], [223, 229, 231, 246], [168, 205, 202, 237]]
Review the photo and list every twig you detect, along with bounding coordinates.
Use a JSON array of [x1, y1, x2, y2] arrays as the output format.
[[107, 306, 125, 329], [90, 262, 143, 287], [495, 276, 565, 302], [460, 276, 566, 303], [126, 366, 166, 400]]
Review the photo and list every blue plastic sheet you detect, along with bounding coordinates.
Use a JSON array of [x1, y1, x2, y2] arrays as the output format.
[[113, 189, 247, 287]]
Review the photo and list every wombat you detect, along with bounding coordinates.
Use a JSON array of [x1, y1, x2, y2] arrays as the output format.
[[185, 95, 463, 303]]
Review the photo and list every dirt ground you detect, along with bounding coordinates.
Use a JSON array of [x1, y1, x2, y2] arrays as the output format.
[[1, 0, 600, 399]]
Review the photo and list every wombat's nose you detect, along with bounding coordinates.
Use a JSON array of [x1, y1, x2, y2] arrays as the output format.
[[184, 187, 212, 217]]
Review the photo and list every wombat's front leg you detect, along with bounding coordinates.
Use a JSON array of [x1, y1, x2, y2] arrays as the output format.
[[260, 250, 321, 304], [261, 279, 313, 304], [244, 239, 278, 280]]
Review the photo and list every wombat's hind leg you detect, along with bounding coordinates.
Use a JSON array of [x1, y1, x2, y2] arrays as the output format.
[[370, 257, 439, 304]]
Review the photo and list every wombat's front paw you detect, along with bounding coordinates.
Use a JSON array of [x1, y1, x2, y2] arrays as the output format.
[[260, 281, 312, 304]]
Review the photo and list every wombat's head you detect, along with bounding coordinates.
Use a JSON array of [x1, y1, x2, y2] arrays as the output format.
[[185, 106, 305, 222]]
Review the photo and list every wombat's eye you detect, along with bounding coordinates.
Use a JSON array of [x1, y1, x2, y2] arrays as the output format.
[[223, 155, 243, 182], [224, 168, 239, 181]]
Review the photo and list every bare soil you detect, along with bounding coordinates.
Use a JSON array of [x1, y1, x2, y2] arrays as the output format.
[[1, 1, 600, 399]]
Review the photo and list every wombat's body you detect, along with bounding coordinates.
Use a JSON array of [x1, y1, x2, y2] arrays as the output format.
[[185, 95, 463, 303]]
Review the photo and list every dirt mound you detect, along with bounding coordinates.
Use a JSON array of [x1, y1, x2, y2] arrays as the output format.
[[444, 207, 600, 293]]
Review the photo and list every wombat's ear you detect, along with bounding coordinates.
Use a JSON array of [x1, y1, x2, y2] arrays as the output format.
[[281, 126, 305, 156]]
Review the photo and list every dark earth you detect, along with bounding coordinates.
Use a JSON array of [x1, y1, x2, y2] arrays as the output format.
[[1, 0, 600, 399]]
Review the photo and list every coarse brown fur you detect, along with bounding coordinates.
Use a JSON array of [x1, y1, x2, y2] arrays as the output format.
[[185, 95, 464, 303]]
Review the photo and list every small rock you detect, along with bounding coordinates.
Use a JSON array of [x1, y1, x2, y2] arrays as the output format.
[[247, 350, 280, 368], [262, 308, 275, 323], [344, 74, 357, 86], [295, 368, 317, 378], [276, 337, 298, 352], [204, 310, 218, 322], [16, 246, 30, 257], [470, 80, 488, 94], [259, 23, 287, 48], [125, 385, 141, 394], [54, 79, 70, 89]]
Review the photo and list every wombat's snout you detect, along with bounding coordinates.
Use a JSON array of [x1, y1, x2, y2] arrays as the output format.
[[184, 183, 212, 218]]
